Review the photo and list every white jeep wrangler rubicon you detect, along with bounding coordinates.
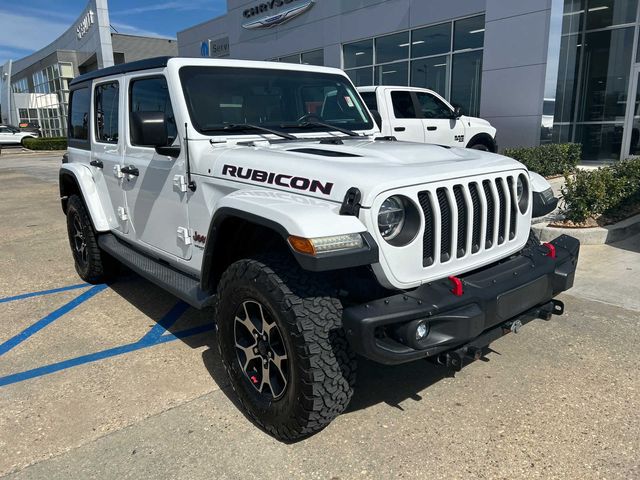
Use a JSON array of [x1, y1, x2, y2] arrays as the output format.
[[60, 57, 579, 441]]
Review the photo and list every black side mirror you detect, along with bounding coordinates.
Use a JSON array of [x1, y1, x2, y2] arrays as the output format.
[[130, 111, 180, 157], [370, 109, 383, 130], [452, 106, 462, 119]]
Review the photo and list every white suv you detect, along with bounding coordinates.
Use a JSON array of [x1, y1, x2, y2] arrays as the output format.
[[0, 125, 38, 146], [60, 57, 579, 440], [358, 86, 497, 152]]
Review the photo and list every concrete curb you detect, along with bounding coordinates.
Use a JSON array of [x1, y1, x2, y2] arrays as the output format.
[[532, 214, 640, 245]]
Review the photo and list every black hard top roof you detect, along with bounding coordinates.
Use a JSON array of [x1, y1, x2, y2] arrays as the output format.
[[69, 56, 172, 87]]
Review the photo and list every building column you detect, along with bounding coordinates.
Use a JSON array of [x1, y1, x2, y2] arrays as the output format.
[[480, 0, 554, 150]]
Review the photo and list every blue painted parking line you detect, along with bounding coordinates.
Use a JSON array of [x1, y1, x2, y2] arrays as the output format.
[[0, 283, 89, 304], [0, 284, 108, 357], [0, 301, 214, 388]]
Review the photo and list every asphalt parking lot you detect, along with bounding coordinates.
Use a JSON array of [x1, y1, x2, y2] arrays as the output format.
[[0, 151, 638, 479]]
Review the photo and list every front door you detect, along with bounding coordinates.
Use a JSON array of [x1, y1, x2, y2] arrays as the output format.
[[414, 90, 466, 147], [122, 74, 191, 260], [386, 90, 425, 142], [622, 66, 640, 158], [91, 80, 128, 233]]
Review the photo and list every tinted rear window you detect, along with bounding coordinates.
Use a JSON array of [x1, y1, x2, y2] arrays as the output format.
[[69, 87, 90, 140]]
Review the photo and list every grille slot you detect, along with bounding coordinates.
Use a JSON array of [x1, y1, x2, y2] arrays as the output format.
[[495, 179, 507, 245], [483, 180, 495, 249], [453, 185, 467, 258], [469, 183, 482, 254], [418, 192, 435, 267], [436, 188, 451, 263], [507, 177, 518, 240]]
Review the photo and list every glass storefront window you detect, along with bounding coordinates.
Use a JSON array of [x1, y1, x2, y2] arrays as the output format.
[[577, 27, 634, 123], [411, 23, 451, 58], [374, 62, 409, 85], [279, 54, 300, 64], [586, 0, 638, 29], [301, 49, 324, 66], [563, 0, 585, 34], [344, 39, 373, 68], [555, 33, 581, 123], [346, 67, 373, 86], [410, 56, 449, 97], [451, 50, 483, 116], [375, 31, 409, 64], [454, 15, 485, 51]]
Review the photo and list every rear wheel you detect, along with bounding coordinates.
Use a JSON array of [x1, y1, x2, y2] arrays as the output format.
[[215, 256, 356, 441], [66, 195, 116, 283]]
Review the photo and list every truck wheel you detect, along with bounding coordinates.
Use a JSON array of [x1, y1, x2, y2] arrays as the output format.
[[65, 195, 115, 283], [469, 143, 489, 152], [215, 256, 356, 441]]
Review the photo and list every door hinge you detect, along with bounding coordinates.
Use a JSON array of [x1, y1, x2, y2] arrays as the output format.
[[177, 226, 192, 245], [113, 165, 124, 179], [173, 175, 188, 193], [117, 206, 128, 221]]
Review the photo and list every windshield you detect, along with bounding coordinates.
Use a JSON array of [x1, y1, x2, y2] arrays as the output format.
[[179, 66, 373, 135]]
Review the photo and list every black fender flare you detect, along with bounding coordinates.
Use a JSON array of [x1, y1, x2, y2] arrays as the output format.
[[199, 207, 379, 292], [466, 133, 497, 153]]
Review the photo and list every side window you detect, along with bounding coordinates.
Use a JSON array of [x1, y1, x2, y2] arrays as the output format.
[[360, 92, 378, 111], [95, 82, 119, 144], [0, 127, 8, 133], [415, 92, 452, 119], [129, 77, 177, 146], [69, 87, 90, 140], [390, 91, 418, 119]]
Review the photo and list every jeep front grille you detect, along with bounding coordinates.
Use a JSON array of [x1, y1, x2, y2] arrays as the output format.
[[417, 176, 522, 268]]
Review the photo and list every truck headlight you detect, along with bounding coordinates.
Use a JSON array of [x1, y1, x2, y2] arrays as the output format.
[[378, 195, 420, 246], [516, 173, 529, 214], [378, 196, 406, 240]]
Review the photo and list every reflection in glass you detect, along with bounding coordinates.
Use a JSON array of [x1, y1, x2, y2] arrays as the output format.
[[375, 32, 410, 64], [554, 33, 581, 124], [344, 39, 373, 69], [279, 54, 300, 64], [562, 0, 585, 34], [454, 15, 485, 51], [301, 49, 324, 66], [346, 67, 373, 86], [411, 23, 451, 58], [628, 72, 640, 156], [575, 123, 625, 159], [586, 0, 638, 30], [375, 62, 409, 85], [577, 28, 634, 122], [410, 56, 449, 97], [451, 50, 483, 116]]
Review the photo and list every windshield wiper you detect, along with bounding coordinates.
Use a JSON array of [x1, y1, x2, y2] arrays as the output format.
[[202, 123, 297, 140], [281, 121, 362, 137]]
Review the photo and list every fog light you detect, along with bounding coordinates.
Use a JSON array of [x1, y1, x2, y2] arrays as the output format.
[[415, 322, 429, 340]]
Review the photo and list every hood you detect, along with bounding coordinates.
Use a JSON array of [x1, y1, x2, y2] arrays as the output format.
[[207, 137, 525, 207]]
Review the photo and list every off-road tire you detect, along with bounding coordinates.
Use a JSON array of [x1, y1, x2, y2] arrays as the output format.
[[66, 195, 116, 283], [469, 143, 490, 152], [215, 256, 356, 441]]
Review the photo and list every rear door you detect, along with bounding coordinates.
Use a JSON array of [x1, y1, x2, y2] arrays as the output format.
[[122, 74, 191, 260], [91, 80, 128, 233], [385, 90, 425, 142], [414, 91, 466, 147]]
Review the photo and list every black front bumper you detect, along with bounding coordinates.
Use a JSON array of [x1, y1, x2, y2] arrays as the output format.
[[343, 235, 580, 365]]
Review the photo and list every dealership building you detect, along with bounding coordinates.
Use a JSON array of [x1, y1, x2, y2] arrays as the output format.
[[178, 0, 640, 161], [0, 0, 177, 138]]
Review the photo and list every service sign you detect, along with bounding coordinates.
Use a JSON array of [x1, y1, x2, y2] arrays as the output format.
[[242, 0, 315, 30]]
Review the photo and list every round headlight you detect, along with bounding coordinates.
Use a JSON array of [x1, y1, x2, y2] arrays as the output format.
[[378, 196, 405, 240], [517, 173, 529, 214]]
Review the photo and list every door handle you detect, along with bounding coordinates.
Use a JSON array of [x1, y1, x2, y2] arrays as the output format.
[[427, 126, 438, 131], [394, 127, 406, 132], [90, 160, 103, 168], [120, 165, 139, 176]]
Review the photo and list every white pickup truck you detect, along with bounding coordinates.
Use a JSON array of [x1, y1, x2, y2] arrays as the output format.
[[357, 86, 497, 152]]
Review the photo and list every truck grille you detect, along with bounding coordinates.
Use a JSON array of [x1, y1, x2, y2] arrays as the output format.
[[418, 176, 521, 267]]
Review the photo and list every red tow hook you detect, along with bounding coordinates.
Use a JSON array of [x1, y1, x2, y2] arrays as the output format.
[[543, 242, 556, 259], [448, 276, 464, 297]]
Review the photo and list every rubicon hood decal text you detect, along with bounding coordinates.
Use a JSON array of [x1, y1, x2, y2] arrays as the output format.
[[222, 165, 334, 195]]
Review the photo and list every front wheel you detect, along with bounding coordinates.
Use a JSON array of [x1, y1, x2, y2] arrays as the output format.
[[215, 256, 356, 441], [469, 143, 489, 152]]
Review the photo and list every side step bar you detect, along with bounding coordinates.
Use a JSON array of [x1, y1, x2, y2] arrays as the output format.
[[98, 233, 215, 309]]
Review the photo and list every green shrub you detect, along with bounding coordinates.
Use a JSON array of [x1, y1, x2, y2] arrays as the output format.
[[504, 143, 581, 177], [22, 137, 67, 150], [561, 158, 640, 223]]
